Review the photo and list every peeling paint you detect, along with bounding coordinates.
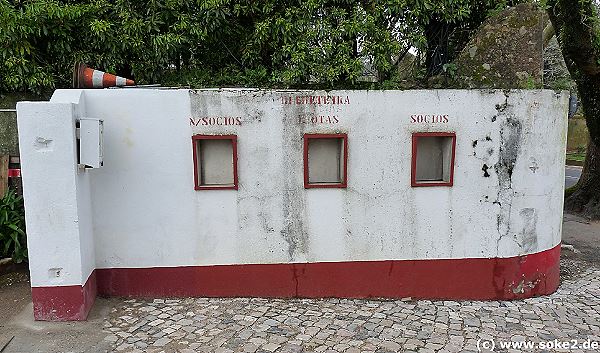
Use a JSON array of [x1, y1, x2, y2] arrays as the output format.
[[34, 136, 53, 151], [510, 277, 541, 295]]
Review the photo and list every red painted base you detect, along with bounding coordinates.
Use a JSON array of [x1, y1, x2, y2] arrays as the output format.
[[31, 245, 560, 320], [31, 271, 97, 321], [96, 245, 560, 301]]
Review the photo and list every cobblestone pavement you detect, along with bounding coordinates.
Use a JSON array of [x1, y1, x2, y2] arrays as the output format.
[[104, 265, 600, 353]]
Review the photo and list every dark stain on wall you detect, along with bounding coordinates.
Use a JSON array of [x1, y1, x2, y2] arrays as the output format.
[[494, 116, 522, 185], [493, 94, 524, 253], [482, 164, 491, 177], [279, 100, 310, 261]]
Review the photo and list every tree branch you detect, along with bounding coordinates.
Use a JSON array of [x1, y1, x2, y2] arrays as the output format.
[[547, 0, 600, 76]]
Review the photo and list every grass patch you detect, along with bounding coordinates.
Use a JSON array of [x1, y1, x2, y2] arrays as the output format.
[[566, 152, 586, 162]]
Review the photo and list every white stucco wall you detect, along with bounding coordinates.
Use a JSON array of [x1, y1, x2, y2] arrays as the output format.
[[18, 89, 568, 286], [17, 95, 95, 287], [49, 91, 96, 286]]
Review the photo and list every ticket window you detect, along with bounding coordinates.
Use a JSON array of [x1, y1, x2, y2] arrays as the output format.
[[192, 135, 238, 190], [411, 132, 456, 187], [304, 134, 348, 188]]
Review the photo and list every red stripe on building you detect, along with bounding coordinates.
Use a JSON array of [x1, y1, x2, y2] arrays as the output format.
[[30, 245, 560, 321], [31, 271, 97, 321], [96, 245, 560, 300]]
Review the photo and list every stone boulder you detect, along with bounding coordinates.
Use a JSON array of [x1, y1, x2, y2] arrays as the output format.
[[450, 3, 546, 89]]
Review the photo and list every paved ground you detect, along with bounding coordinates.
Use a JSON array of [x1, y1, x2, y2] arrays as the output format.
[[1, 213, 599, 353], [562, 213, 600, 264], [0, 299, 113, 353], [565, 166, 582, 189], [100, 270, 600, 353]]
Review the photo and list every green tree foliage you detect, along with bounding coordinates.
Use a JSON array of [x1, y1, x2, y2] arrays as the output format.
[[0, 0, 513, 93]]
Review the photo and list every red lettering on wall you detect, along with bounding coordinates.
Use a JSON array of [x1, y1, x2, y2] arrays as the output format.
[[282, 95, 351, 105], [410, 114, 449, 124], [189, 117, 243, 126], [297, 115, 341, 125]]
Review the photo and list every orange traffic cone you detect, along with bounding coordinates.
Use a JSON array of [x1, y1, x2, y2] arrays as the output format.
[[73, 63, 135, 88]]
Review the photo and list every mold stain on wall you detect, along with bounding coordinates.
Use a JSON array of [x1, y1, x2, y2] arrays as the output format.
[[280, 98, 310, 261], [493, 94, 524, 254]]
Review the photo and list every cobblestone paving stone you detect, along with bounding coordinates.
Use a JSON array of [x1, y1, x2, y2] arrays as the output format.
[[104, 266, 600, 353]]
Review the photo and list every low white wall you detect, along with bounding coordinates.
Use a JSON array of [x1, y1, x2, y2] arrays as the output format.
[[18, 89, 568, 287]]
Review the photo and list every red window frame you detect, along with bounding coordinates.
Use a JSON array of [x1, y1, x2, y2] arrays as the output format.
[[303, 133, 348, 189], [192, 135, 238, 190], [411, 132, 456, 187]]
